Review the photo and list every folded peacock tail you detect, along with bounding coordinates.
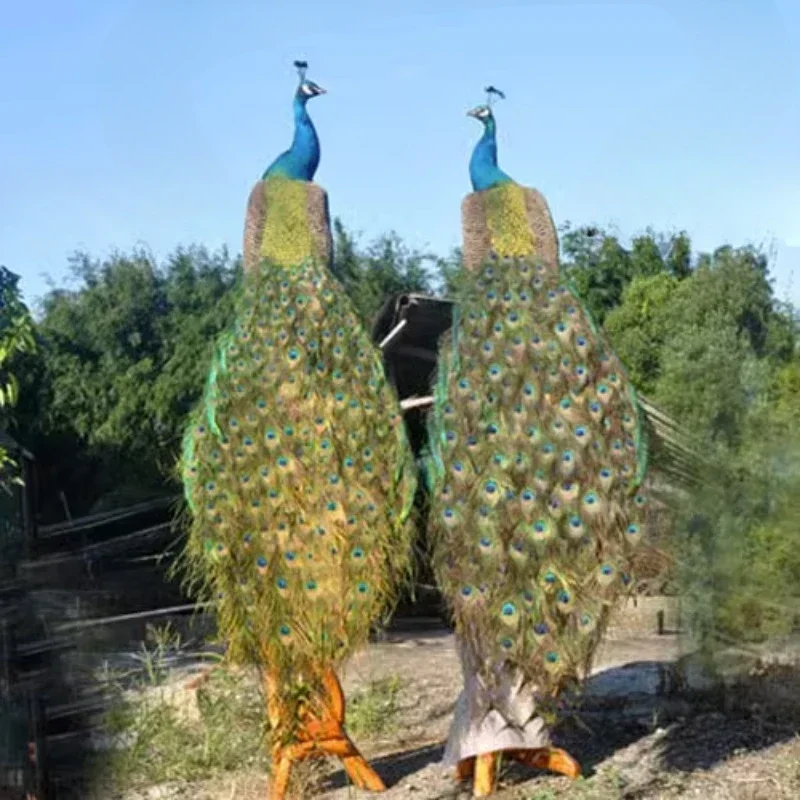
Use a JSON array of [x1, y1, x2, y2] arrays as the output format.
[[427, 181, 650, 721], [179, 175, 417, 745]]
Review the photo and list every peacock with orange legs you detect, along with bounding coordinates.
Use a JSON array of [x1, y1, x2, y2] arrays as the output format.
[[178, 61, 417, 799], [425, 87, 650, 796]]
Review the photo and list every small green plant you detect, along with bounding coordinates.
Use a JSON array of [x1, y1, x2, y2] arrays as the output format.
[[346, 674, 403, 739], [94, 625, 268, 792]]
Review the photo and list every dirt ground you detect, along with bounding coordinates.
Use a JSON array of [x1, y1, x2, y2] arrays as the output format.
[[112, 598, 800, 799]]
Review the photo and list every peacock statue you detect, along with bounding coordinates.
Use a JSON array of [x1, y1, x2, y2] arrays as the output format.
[[179, 61, 418, 800], [425, 87, 649, 795]]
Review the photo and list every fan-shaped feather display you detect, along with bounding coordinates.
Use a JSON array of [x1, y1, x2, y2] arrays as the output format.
[[427, 111, 650, 793], [179, 67, 417, 800]]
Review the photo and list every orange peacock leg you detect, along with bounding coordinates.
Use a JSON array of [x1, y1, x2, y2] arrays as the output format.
[[455, 756, 475, 781], [508, 746, 582, 779], [456, 748, 580, 796], [473, 751, 499, 797], [264, 668, 386, 799]]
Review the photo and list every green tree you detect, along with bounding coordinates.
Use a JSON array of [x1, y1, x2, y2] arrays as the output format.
[[331, 220, 436, 325], [17, 246, 240, 515], [0, 266, 37, 488], [604, 273, 680, 393]]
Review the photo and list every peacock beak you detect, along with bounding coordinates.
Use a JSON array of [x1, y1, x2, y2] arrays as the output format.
[[315, 86, 327, 95], [467, 107, 482, 118]]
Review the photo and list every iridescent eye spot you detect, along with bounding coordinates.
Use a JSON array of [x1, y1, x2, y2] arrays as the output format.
[[276, 577, 287, 589], [569, 516, 582, 529], [352, 547, 364, 559], [545, 651, 559, 663], [534, 623, 549, 635], [544, 572, 557, 584], [461, 585, 473, 597], [601, 564, 614, 576], [501, 602, 516, 616], [484, 481, 497, 494]]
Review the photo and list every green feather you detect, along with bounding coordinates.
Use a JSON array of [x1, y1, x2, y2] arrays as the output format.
[[178, 212, 418, 744], [427, 250, 649, 701]]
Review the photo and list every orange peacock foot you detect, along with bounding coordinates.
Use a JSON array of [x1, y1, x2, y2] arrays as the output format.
[[265, 668, 386, 800], [456, 747, 581, 797]]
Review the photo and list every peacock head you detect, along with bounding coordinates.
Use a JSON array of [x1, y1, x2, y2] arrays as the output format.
[[467, 104, 493, 124], [467, 85, 505, 126], [294, 60, 326, 103]]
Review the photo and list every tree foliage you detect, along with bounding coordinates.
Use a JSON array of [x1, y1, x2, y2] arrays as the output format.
[[0, 266, 36, 487]]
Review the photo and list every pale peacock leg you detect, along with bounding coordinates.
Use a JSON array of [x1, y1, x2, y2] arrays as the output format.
[[264, 668, 386, 799]]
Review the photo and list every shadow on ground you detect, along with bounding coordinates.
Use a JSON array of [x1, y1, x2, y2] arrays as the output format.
[[325, 659, 800, 793], [322, 743, 445, 791]]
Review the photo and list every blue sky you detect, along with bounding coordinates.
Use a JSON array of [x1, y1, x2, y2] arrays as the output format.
[[2, 0, 800, 311]]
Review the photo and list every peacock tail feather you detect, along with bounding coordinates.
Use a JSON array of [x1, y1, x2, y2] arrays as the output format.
[[427, 182, 648, 707], [179, 176, 417, 744]]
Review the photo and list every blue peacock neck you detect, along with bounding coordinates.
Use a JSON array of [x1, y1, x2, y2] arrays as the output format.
[[480, 116, 497, 148], [470, 115, 512, 192], [290, 93, 320, 177]]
